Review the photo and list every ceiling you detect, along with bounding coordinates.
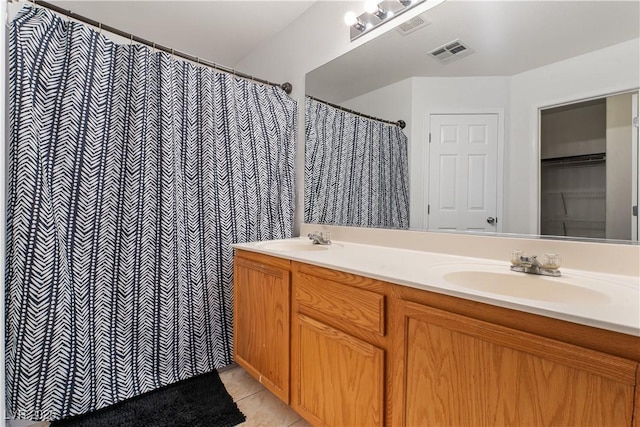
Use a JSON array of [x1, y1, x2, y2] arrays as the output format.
[[306, 1, 640, 103], [36, 0, 640, 104], [47, 0, 317, 67]]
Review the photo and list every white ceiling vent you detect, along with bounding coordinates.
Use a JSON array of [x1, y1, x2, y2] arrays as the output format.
[[428, 39, 474, 64], [396, 15, 431, 36]]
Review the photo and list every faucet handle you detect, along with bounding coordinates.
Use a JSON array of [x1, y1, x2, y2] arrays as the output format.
[[510, 250, 524, 266], [320, 231, 331, 243], [542, 253, 561, 270]]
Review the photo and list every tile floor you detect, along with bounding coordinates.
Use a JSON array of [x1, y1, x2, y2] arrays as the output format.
[[6, 365, 310, 427], [219, 365, 311, 427]]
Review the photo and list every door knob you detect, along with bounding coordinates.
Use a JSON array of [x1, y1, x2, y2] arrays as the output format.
[[486, 217, 496, 225]]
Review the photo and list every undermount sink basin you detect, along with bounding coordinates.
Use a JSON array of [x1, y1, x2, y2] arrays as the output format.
[[442, 270, 609, 303], [257, 240, 331, 252]]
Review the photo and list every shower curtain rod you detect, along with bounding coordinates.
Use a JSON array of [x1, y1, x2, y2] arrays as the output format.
[[26, 0, 293, 95], [307, 95, 406, 129]]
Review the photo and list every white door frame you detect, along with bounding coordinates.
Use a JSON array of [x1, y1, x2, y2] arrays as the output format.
[[632, 92, 639, 241], [533, 87, 640, 237], [424, 109, 505, 233]]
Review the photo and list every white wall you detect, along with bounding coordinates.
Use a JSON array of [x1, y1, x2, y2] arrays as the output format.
[[508, 38, 640, 235]]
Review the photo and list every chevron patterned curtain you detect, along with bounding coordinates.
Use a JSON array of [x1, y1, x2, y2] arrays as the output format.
[[304, 97, 409, 229], [6, 6, 296, 421]]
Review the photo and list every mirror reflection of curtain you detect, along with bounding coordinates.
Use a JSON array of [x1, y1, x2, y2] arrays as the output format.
[[305, 97, 409, 229]]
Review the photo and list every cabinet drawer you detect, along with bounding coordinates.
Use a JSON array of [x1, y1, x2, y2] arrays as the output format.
[[295, 272, 385, 336]]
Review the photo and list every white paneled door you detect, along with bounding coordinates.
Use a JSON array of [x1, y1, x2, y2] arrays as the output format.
[[427, 114, 499, 232]]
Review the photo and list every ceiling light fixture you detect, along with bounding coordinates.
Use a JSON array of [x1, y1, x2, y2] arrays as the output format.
[[345, 0, 428, 41], [344, 11, 367, 32], [365, 0, 388, 20]]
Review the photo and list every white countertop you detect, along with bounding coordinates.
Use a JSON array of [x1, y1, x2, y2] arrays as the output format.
[[232, 238, 640, 337]]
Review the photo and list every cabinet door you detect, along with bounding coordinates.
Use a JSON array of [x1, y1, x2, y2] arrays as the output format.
[[294, 314, 384, 427], [396, 301, 637, 427], [234, 256, 290, 402]]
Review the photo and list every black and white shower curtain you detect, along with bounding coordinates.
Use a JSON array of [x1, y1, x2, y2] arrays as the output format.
[[7, 6, 296, 421], [305, 97, 409, 228]]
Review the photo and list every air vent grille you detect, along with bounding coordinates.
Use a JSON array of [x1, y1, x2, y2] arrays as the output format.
[[396, 15, 431, 36], [428, 39, 474, 64]]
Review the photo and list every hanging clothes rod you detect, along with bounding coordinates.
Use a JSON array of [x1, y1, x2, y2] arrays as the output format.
[[541, 153, 606, 167], [307, 95, 406, 129], [27, 0, 293, 94]]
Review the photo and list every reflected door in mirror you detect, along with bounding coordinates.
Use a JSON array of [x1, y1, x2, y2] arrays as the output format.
[[427, 114, 499, 232]]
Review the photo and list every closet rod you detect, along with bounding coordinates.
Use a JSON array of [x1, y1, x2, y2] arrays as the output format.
[[541, 152, 606, 166], [29, 0, 293, 94], [307, 95, 406, 129]]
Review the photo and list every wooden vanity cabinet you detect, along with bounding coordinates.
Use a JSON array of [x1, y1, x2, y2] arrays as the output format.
[[233, 250, 640, 426], [291, 262, 389, 427], [233, 250, 291, 402], [393, 299, 639, 427]]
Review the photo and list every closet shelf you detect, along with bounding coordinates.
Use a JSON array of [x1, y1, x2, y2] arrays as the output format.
[[541, 153, 606, 167], [540, 219, 606, 238], [541, 219, 606, 229], [541, 191, 606, 200]]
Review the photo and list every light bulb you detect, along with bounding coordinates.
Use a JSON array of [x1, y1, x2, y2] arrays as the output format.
[[399, 0, 413, 6], [344, 11, 358, 26], [364, 0, 379, 14], [365, 0, 388, 20]]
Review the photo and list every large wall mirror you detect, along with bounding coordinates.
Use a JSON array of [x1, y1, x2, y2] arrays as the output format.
[[304, 0, 640, 243]]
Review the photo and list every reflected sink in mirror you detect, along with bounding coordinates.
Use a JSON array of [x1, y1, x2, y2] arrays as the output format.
[[256, 240, 337, 252], [442, 271, 609, 303]]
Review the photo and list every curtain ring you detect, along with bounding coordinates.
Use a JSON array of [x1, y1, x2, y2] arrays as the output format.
[[130, 34, 133, 46], [98, 22, 102, 35]]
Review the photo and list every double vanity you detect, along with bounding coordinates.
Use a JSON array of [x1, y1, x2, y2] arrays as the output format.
[[232, 235, 640, 426]]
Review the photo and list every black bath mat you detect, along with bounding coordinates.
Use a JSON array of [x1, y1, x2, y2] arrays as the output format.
[[51, 370, 245, 427]]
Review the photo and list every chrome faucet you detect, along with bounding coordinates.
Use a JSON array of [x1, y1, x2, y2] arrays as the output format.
[[308, 231, 331, 245], [510, 251, 561, 277]]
